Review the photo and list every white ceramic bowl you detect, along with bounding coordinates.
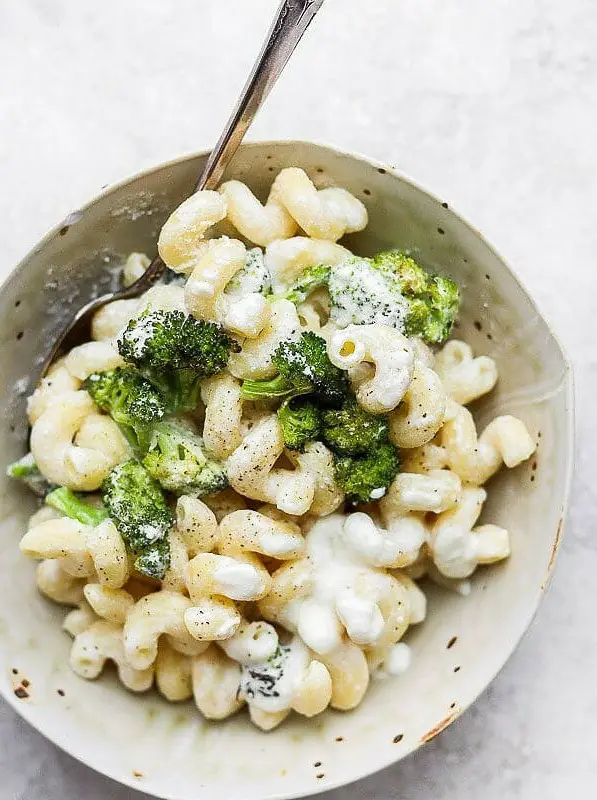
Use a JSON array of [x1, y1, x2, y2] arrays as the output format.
[[0, 141, 573, 800]]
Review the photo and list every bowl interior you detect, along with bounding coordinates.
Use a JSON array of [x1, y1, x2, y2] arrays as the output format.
[[0, 142, 572, 800]]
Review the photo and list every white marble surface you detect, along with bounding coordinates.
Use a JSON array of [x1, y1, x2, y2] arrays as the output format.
[[0, 1, 593, 798]]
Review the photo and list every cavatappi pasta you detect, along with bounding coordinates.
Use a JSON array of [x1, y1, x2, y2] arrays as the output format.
[[12, 167, 536, 731]]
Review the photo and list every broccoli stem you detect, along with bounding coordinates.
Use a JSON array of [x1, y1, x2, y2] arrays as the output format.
[[240, 374, 296, 402], [174, 368, 203, 412], [45, 487, 110, 527], [6, 453, 55, 497], [276, 264, 331, 305], [6, 453, 37, 479]]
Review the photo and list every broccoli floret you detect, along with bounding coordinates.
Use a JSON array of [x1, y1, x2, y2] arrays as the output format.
[[274, 333, 349, 404], [414, 274, 460, 344], [328, 252, 460, 344], [333, 442, 400, 504], [143, 418, 228, 497], [225, 248, 271, 297], [84, 367, 167, 451], [277, 397, 322, 451], [276, 264, 331, 305], [241, 332, 348, 406], [372, 250, 428, 293], [102, 460, 173, 579], [374, 250, 460, 344], [240, 374, 298, 402], [321, 398, 389, 456], [134, 538, 171, 581], [45, 487, 109, 527], [118, 310, 238, 412], [6, 453, 55, 497]]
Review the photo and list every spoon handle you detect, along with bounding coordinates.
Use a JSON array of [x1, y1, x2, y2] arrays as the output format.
[[41, 1, 325, 373], [125, 0, 324, 297], [196, 0, 326, 192]]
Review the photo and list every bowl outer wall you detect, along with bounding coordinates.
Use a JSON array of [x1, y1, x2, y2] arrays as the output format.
[[0, 140, 574, 800]]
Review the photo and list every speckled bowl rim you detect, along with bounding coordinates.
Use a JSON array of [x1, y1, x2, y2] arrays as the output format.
[[0, 140, 575, 800]]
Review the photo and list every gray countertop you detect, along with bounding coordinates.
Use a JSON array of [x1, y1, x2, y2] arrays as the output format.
[[0, 1, 593, 798]]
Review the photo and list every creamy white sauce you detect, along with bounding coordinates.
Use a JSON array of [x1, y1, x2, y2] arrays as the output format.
[[295, 514, 390, 654], [224, 293, 268, 337], [225, 248, 270, 297], [432, 524, 478, 579], [126, 317, 155, 357], [343, 512, 426, 568], [258, 530, 303, 558], [296, 598, 342, 655], [213, 558, 267, 600], [329, 257, 409, 329], [138, 523, 164, 543], [239, 638, 309, 713], [375, 642, 412, 680], [185, 278, 215, 304], [335, 589, 385, 645]]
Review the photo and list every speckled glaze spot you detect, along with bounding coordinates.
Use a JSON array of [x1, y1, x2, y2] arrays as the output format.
[[420, 710, 459, 744]]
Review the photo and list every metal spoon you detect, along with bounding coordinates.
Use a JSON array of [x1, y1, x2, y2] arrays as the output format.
[[42, 0, 325, 373]]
